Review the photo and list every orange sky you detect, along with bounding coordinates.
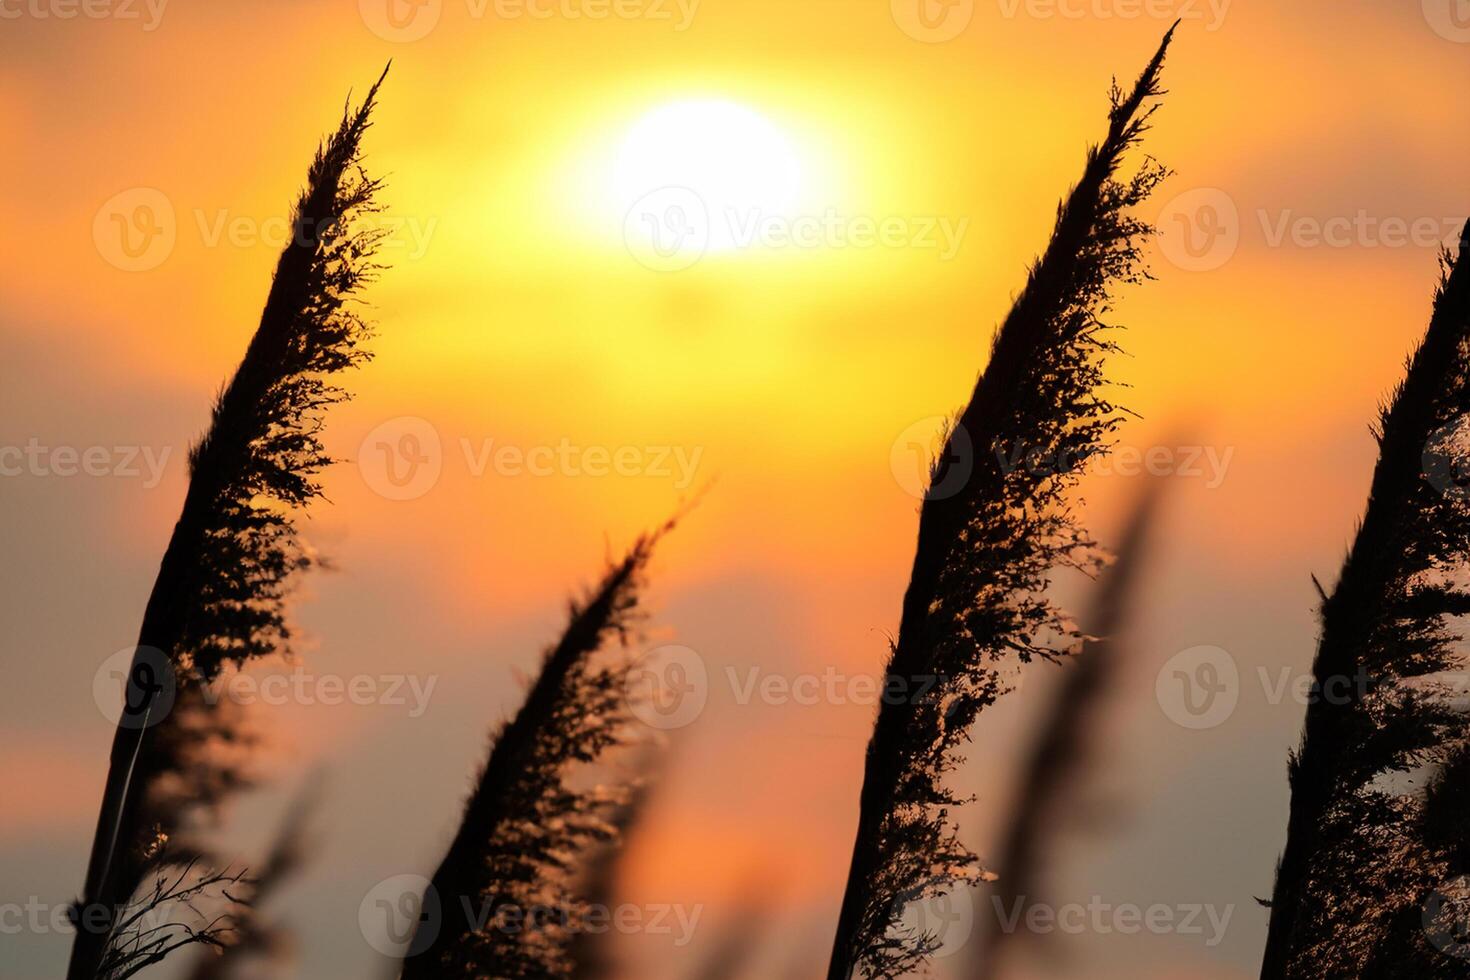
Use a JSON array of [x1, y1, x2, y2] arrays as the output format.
[[5, 2, 1470, 978]]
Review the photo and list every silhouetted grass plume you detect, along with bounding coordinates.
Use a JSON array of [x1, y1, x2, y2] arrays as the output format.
[[824, 27, 1174, 980], [68, 68, 389, 980], [1260, 224, 1470, 978], [399, 519, 678, 980], [973, 478, 1163, 980]]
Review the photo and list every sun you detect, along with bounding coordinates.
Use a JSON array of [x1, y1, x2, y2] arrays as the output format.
[[610, 99, 805, 253]]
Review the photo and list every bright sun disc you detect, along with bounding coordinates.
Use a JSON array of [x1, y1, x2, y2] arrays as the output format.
[[613, 99, 804, 254]]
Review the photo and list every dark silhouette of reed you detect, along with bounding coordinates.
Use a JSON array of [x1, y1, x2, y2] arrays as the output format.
[[824, 27, 1174, 980], [973, 479, 1163, 980], [1260, 224, 1470, 978], [399, 520, 677, 980], [68, 68, 389, 980]]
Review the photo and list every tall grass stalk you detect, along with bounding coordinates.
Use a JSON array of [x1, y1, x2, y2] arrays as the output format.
[[400, 520, 677, 980], [1261, 224, 1470, 978], [69, 68, 388, 980], [824, 28, 1174, 980]]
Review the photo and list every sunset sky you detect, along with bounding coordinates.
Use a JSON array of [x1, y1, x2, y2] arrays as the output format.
[[5, 1, 1470, 977]]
